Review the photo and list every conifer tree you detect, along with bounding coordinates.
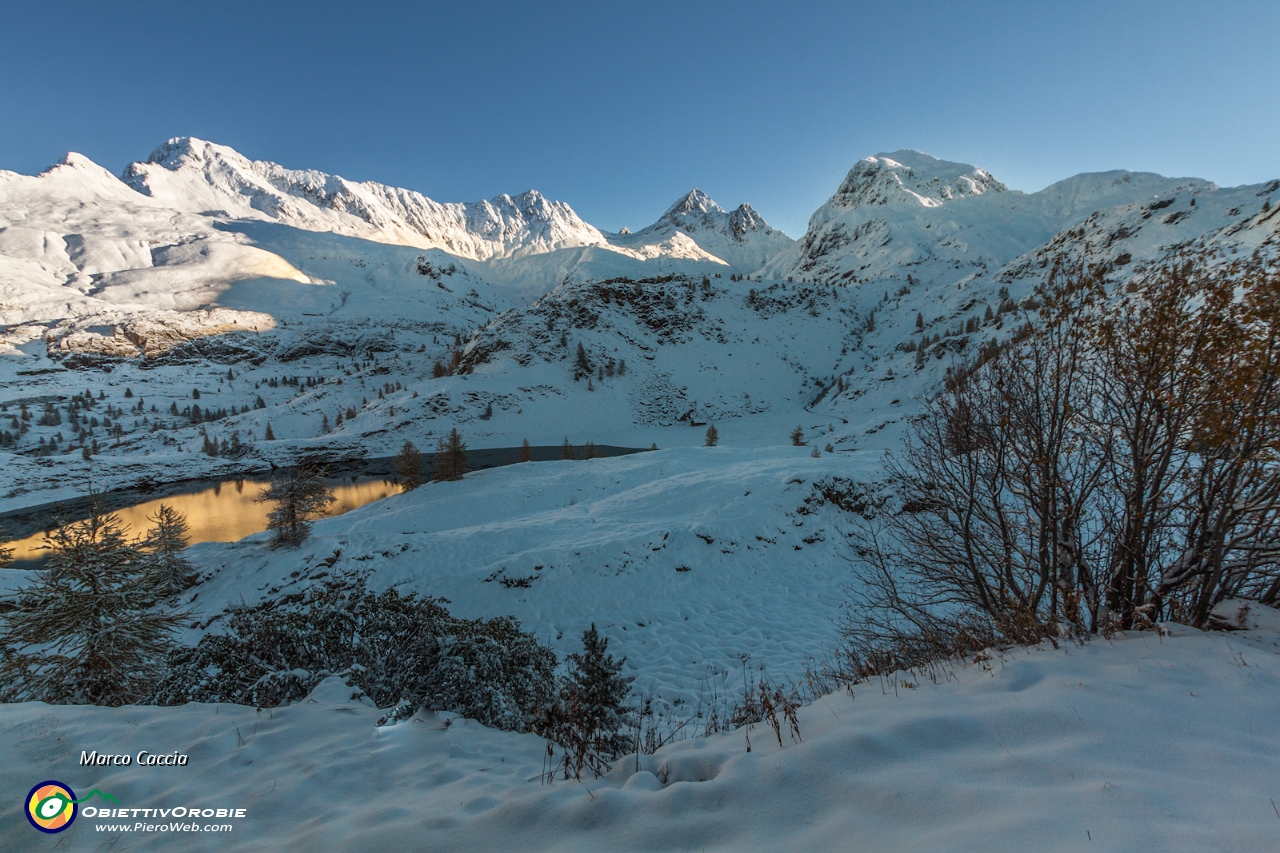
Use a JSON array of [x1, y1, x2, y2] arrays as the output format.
[[143, 504, 196, 594], [0, 524, 13, 568], [705, 424, 719, 446], [433, 428, 468, 482], [0, 501, 184, 704], [519, 438, 533, 463], [394, 441, 424, 490], [264, 422, 275, 441], [582, 441, 597, 460], [574, 343, 592, 381], [790, 424, 806, 446], [256, 461, 335, 547], [536, 623, 635, 778], [560, 437, 576, 460]]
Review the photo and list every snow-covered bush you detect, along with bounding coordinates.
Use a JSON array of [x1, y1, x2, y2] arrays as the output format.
[[152, 574, 556, 732]]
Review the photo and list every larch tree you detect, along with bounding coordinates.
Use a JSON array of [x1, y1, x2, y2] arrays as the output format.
[[143, 504, 197, 594], [519, 438, 533, 463], [394, 440, 425, 490], [433, 428, 468, 482], [0, 500, 185, 705], [705, 425, 719, 446], [256, 460, 336, 547]]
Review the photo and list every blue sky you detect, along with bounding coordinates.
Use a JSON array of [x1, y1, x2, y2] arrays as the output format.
[[2, 1, 1278, 237]]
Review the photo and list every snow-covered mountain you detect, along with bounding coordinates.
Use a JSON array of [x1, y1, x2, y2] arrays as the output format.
[[612, 188, 794, 271], [762, 149, 1216, 288], [2, 140, 1278, 509], [123, 138, 610, 261]]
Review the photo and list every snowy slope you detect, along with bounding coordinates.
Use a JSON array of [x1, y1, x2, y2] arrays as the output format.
[[3, 613, 1278, 851], [181, 446, 875, 707]]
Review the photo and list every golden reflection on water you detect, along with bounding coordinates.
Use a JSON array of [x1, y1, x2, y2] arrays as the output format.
[[4, 477, 403, 563]]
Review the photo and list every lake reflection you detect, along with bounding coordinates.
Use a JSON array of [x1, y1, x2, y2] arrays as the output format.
[[3, 476, 403, 563]]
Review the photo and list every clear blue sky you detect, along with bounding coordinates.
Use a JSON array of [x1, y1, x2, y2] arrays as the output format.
[[2, 1, 1278, 237]]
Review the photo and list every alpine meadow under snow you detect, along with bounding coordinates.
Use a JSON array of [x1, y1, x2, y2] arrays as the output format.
[[2, 138, 1280, 850]]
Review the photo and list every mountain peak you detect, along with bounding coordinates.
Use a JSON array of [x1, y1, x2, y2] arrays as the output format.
[[832, 150, 1006, 210], [662, 188, 725, 220]]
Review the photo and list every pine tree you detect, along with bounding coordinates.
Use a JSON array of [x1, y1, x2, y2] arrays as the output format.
[[394, 441, 424, 490], [0, 524, 13, 568], [705, 425, 719, 446], [256, 461, 335, 547], [144, 504, 197, 594], [574, 343, 592, 381], [536, 623, 635, 778], [519, 438, 533, 463], [433, 428, 468, 482], [264, 422, 275, 441], [582, 441, 598, 460], [916, 311, 924, 331], [192, 388, 200, 400], [790, 424, 805, 446], [560, 437, 576, 460], [0, 501, 184, 704]]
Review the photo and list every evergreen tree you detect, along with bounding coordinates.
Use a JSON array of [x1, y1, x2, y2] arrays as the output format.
[[256, 461, 335, 547], [394, 441, 424, 490], [916, 311, 924, 330], [0, 524, 13, 567], [519, 438, 533, 463], [537, 623, 635, 778], [574, 342, 592, 381], [705, 424, 719, 446], [433, 428, 468, 482], [582, 441, 598, 460], [790, 424, 806, 446], [143, 504, 197, 594], [560, 437, 576, 460], [0, 501, 184, 704], [264, 422, 275, 441]]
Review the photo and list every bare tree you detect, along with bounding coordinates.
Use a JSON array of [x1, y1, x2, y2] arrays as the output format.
[[847, 256, 1280, 649]]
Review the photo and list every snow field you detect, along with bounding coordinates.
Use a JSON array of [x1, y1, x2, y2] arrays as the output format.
[[3, 616, 1278, 851], [186, 446, 883, 711]]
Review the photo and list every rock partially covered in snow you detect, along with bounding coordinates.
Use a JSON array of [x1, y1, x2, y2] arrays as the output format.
[[1208, 599, 1280, 633], [47, 308, 276, 359]]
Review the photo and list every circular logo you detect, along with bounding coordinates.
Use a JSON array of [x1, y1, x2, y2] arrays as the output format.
[[26, 781, 77, 833]]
